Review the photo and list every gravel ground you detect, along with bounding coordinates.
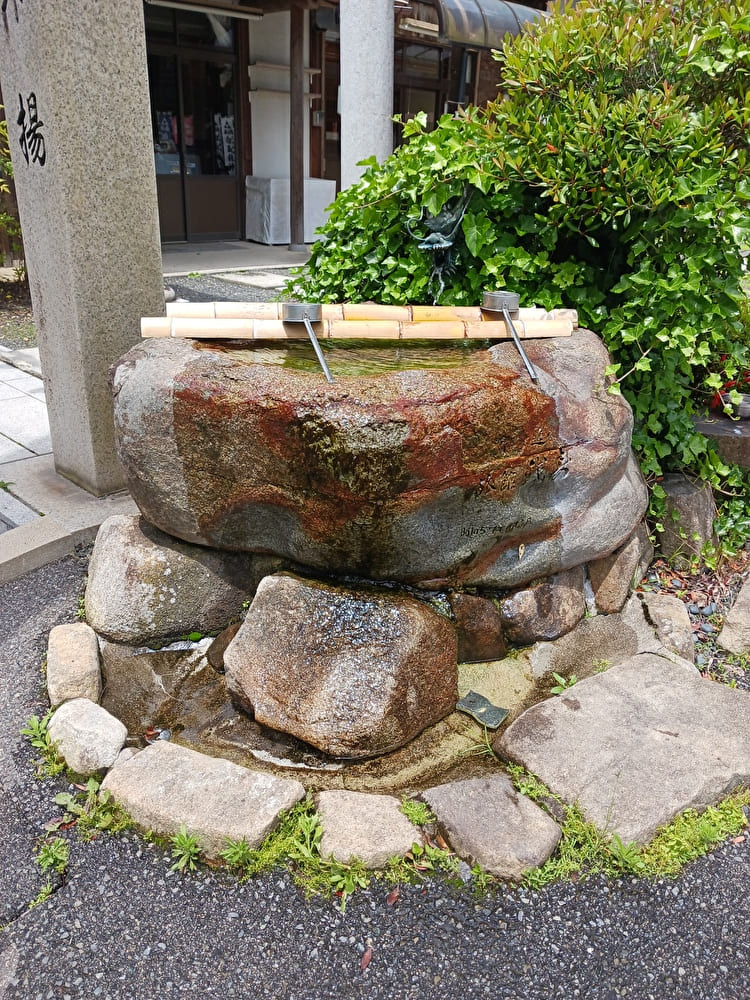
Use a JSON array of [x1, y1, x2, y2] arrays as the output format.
[[1, 555, 749, 1000]]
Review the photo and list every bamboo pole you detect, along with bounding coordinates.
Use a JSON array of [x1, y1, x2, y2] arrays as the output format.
[[164, 301, 578, 327], [141, 315, 575, 341]]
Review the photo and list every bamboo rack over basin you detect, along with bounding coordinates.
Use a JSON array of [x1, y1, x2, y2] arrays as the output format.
[[141, 302, 578, 341]]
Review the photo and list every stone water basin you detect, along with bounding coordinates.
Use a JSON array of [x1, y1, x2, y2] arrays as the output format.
[[111, 328, 647, 591]]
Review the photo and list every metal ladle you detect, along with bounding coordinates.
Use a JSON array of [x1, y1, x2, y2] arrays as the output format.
[[482, 290, 538, 382], [281, 302, 334, 383]]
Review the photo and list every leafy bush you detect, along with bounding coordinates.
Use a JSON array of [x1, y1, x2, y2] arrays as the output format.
[[295, 0, 750, 548], [0, 106, 25, 273]]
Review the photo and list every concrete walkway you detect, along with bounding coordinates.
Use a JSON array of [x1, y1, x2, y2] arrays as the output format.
[[0, 242, 309, 583]]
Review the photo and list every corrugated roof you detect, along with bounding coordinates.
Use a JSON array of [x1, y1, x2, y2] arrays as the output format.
[[435, 0, 543, 48]]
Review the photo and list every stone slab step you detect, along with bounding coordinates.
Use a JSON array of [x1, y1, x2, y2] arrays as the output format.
[[495, 653, 750, 844], [422, 775, 561, 880], [100, 740, 305, 858], [316, 790, 423, 869]]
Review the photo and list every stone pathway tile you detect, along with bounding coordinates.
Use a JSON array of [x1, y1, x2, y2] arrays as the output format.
[[316, 790, 423, 869], [0, 394, 51, 455], [100, 740, 305, 858], [496, 653, 750, 844], [422, 775, 561, 880], [215, 271, 287, 289], [0, 487, 39, 530]]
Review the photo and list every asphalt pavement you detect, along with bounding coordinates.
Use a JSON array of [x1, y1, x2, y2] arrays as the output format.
[[1, 553, 749, 1000]]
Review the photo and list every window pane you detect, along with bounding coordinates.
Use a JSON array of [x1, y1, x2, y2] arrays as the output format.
[[181, 59, 237, 175]]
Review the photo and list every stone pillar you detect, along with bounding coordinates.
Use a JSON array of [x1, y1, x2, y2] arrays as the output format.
[[0, 0, 164, 496], [339, 0, 394, 189]]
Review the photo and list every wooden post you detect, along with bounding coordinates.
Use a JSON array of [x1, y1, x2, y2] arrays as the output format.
[[289, 2, 305, 250]]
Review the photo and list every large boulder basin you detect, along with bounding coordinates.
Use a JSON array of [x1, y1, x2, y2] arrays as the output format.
[[111, 329, 647, 590]]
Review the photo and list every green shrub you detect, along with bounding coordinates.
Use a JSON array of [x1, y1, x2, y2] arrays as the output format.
[[0, 107, 25, 272], [294, 0, 750, 550]]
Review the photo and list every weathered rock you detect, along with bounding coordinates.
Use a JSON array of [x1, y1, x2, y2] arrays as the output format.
[[316, 790, 422, 868], [448, 592, 506, 662], [206, 622, 242, 672], [640, 592, 695, 663], [657, 474, 717, 567], [524, 594, 696, 681], [718, 578, 750, 654], [495, 654, 750, 844], [98, 638, 224, 737], [498, 566, 586, 645], [224, 573, 458, 759], [111, 330, 647, 589], [48, 699, 127, 776], [100, 740, 305, 858], [85, 514, 276, 644], [46, 622, 102, 709], [422, 776, 561, 879], [588, 522, 653, 614], [113, 747, 140, 768]]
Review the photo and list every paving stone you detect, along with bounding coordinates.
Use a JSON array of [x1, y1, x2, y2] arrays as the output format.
[[100, 740, 305, 858], [496, 654, 750, 844], [0, 488, 40, 529], [588, 521, 653, 614], [422, 775, 561, 880], [718, 577, 750, 655], [46, 622, 102, 709], [316, 790, 422, 868], [640, 592, 695, 663], [48, 698, 127, 776]]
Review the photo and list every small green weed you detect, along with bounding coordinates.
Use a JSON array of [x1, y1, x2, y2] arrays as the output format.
[[593, 659, 611, 673], [507, 763, 552, 803], [35, 836, 69, 875], [20, 711, 65, 778], [383, 839, 461, 887], [462, 725, 498, 760], [27, 881, 53, 909], [399, 798, 435, 827], [516, 776, 750, 889], [54, 778, 131, 840], [0, 480, 13, 492], [76, 596, 86, 621], [639, 791, 750, 877], [220, 837, 257, 874], [523, 804, 643, 889], [21, 712, 52, 751], [550, 672, 578, 695], [170, 825, 203, 873]]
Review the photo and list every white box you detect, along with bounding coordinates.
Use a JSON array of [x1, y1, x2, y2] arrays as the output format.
[[245, 176, 336, 244]]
